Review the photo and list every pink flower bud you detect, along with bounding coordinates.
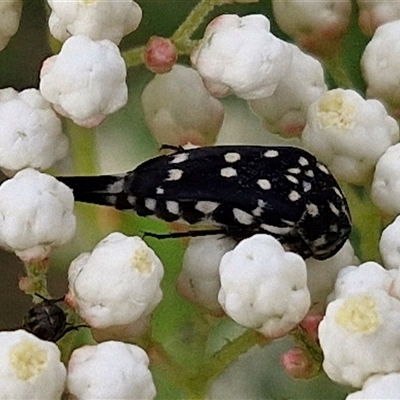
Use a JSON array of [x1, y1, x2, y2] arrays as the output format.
[[144, 36, 178, 74], [299, 313, 323, 342], [280, 347, 319, 379], [18, 277, 35, 293]]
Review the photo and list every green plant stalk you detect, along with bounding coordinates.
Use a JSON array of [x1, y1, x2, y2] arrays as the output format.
[[66, 120, 98, 175], [150, 328, 269, 398], [122, 46, 145, 69], [201, 329, 269, 381], [123, 0, 225, 67], [171, 0, 223, 53], [324, 51, 356, 89], [291, 326, 323, 365], [341, 183, 383, 262], [23, 260, 50, 300]]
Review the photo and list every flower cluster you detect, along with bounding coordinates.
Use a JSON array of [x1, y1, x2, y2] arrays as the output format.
[[0, 330, 155, 399], [3, 0, 400, 398]]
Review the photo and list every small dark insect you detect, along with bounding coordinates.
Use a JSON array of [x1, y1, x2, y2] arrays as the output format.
[[23, 294, 85, 342], [58, 145, 352, 260]]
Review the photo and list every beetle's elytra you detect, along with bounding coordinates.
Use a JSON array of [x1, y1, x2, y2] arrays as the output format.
[[58, 145, 352, 260], [23, 294, 85, 342]]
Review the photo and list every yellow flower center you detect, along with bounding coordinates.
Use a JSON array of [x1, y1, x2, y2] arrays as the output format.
[[335, 295, 381, 334], [131, 247, 153, 274], [318, 91, 356, 130], [9, 340, 48, 381]]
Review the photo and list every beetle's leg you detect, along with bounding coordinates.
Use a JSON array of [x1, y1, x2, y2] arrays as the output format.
[[34, 293, 65, 304], [143, 228, 228, 239], [159, 144, 184, 153], [56, 324, 88, 341]]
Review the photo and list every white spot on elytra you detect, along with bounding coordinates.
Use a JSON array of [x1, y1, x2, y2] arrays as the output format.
[[170, 153, 189, 164], [286, 175, 299, 184], [314, 235, 327, 247], [107, 195, 117, 204], [264, 149, 279, 158], [257, 179, 271, 190], [317, 163, 330, 174], [306, 203, 319, 217], [289, 190, 301, 201], [329, 201, 340, 216], [127, 195, 136, 206], [166, 200, 180, 215], [224, 152, 241, 163], [303, 181, 312, 192], [195, 201, 219, 214], [166, 169, 183, 181], [145, 198, 156, 211], [298, 156, 309, 166], [221, 167, 237, 178], [333, 187, 343, 198], [252, 199, 266, 216], [342, 204, 351, 220], [281, 219, 295, 226], [287, 168, 301, 174], [233, 208, 253, 225], [260, 224, 292, 235], [305, 170, 314, 178], [107, 179, 124, 193], [156, 187, 164, 195]]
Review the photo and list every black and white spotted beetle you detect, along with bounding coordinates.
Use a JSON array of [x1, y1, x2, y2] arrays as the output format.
[[58, 145, 351, 260]]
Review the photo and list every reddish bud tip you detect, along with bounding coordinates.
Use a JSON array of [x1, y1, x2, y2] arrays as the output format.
[[299, 313, 323, 342], [280, 347, 319, 379], [144, 36, 178, 74]]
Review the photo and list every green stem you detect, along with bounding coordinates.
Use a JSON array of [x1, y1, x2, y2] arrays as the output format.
[[122, 46, 145, 69], [66, 120, 98, 175], [171, 0, 223, 53], [150, 329, 268, 398], [201, 329, 268, 380], [341, 183, 383, 262], [123, 0, 221, 67], [324, 51, 355, 89], [23, 260, 50, 300], [291, 326, 323, 364], [149, 341, 201, 395], [65, 120, 106, 247]]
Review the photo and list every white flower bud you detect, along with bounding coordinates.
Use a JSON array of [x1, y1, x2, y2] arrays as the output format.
[[319, 289, 400, 388], [67, 341, 156, 400], [347, 373, 400, 399], [39, 35, 127, 128], [218, 234, 310, 338], [191, 14, 293, 100], [0, 0, 22, 51], [0, 88, 67, 174], [372, 144, 400, 216], [272, 0, 351, 54], [0, 330, 66, 399], [302, 88, 399, 184], [306, 240, 359, 309], [67, 232, 164, 333], [358, 0, 400, 36], [249, 44, 327, 137], [362, 20, 400, 111], [0, 169, 76, 262], [380, 216, 400, 270], [331, 262, 397, 300], [177, 235, 236, 312], [47, 0, 142, 45], [141, 65, 224, 146]]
